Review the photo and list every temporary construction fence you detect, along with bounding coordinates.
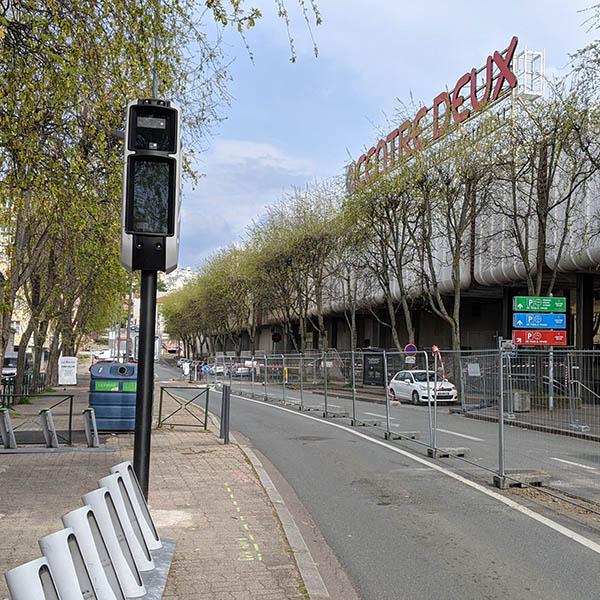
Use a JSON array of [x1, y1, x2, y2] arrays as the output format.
[[201, 348, 600, 505]]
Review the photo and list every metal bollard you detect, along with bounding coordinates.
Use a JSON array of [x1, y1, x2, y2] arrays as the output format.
[[40, 408, 59, 448], [0, 406, 17, 449], [220, 384, 231, 444], [82, 408, 100, 448]]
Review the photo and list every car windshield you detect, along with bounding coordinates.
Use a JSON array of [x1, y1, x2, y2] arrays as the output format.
[[412, 372, 438, 383]]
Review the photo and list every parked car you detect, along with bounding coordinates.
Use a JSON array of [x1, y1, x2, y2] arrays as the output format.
[[388, 370, 457, 404], [93, 349, 113, 361], [2, 351, 18, 377], [232, 364, 251, 378]]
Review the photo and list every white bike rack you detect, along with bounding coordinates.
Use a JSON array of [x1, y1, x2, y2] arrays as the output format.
[[4, 557, 60, 600], [83, 408, 100, 448], [98, 473, 155, 572], [39, 528, 98, 599], [82, 487, 146, 598], [39, 409, 59, 448], [62, 505, 127, 600], [0, 407, 17, 449], [111, 461, 162, 550]]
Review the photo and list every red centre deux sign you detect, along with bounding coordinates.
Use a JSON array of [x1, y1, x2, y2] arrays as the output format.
[[347, 36, 519, 191], [512, 330, 567, 346]]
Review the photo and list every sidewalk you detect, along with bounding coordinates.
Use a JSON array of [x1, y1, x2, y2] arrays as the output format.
[[0, 368, 310, 599]]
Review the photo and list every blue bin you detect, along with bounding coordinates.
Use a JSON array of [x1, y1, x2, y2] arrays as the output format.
[[89, 363, 137, 431]]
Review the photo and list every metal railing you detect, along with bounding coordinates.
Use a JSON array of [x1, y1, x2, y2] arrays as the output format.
[[5, 394, 75, 445], [157, 386, 210, 430]]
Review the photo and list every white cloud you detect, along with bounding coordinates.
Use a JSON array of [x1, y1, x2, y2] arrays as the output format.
[[210, 139, 314, 176], [180, 138, 317, 267]]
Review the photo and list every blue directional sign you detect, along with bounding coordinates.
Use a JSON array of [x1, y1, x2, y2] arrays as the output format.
[[512, 312, 566, 330]]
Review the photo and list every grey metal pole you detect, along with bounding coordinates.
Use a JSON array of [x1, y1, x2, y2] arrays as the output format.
[[281, 354, 286, 403], [498, 350, 505, 481], [219, 390, 225, 439], [299, 354, 304, 411], [425, 351, 434, 449], [383, 351, 391, 436], [223, 384, 230, 444], [351, 350, 357, 424], [133, 270, 158, 499], [433, 353, 438, 450], [264, 355, 269, 401], [323, 351, 329, 417]]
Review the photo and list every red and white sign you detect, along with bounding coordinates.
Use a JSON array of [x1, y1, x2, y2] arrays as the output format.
[[512, 330, 567, 346], [347, 36, 519, 191]]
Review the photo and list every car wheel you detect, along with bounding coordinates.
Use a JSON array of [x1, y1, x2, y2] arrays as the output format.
[[412, 390, 420, 405], [388, 388, 396, 402]]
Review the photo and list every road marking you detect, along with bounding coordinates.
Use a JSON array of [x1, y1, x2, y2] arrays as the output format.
[[365, 412, 395, 420], [231, 393, 600, 557], [551, 457, 597, 471], [435, 428, 484, 442]]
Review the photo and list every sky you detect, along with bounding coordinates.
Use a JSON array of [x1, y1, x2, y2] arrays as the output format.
[[179, 0, 597, 268]]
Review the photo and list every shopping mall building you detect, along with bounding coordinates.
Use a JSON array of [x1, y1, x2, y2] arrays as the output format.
[[245, 38, 600, 353]]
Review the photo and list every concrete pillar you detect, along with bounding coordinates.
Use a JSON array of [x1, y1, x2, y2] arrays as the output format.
[[576, 274, 594, 349], [501, 288, 513, 340]]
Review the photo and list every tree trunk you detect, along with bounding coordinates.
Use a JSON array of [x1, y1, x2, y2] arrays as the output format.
[[385, 295, 402, 351], [15, 319, 35, 395], [33, 319, 49, 388], [46, 327, 61, 387]]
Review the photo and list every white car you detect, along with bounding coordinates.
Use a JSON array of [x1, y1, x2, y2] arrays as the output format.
[[388, 370, 457, 404], [93, 349, 113, 360]]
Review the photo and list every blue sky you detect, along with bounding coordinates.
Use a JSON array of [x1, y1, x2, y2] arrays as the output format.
[[179, 0, 596, 268]]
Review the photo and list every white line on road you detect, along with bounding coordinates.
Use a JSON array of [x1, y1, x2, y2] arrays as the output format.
[[435, 428, 485, 442], [365, 411, 394, 419], [231, 393, 600, 557], [551, 457, 597, 471]]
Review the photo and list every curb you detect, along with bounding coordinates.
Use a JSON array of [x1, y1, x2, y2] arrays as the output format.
[[197, 399, 330, 599], [239, 444, 330, 600]]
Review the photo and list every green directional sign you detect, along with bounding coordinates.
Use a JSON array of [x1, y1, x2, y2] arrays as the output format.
[[512, 296, 567, 313]]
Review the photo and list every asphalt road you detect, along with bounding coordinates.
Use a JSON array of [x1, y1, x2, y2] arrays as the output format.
[[224, 376, 600, 503], [157, 364, 600, 599]]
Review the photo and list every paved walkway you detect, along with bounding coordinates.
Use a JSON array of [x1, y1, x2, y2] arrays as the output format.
[[0, 368, 309, 599]]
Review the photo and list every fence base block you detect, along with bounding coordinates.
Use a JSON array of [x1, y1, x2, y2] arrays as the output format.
[[427, 447, 470, 458], [492, 469, 549, 490], [385, 430, 420, 440], [142, 537, 176, 599], [351, 419, 380, 427], [323, 411, 348, 419]]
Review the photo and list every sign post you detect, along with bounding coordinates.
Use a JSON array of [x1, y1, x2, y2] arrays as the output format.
[[121, 98, 181, 498], [58, 357, 78, 386]]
